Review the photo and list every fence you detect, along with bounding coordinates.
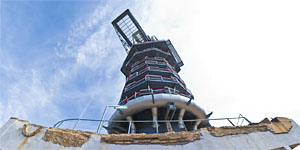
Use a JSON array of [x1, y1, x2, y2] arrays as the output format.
[[53, 114, 252, 134], [118, 86, 192, 105]]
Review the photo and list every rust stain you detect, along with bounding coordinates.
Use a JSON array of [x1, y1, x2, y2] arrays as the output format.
[[207, 117, 293, 137], [289, 143, 300, 149], [10, 117, 30, 123], [101, 130, 201, 145], [17, 123, 44, 150], [207, 124, 268, 137], [22, 124, 43, 137], [42, 128, 92, 147], [268, 117, 292, 134], [11, 116, 294, 147], [10, 118, 93, 148], [17, 137, 29, 150]]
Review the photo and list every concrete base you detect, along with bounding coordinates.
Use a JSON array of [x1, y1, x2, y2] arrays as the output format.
[[0, 117, 300, 150]]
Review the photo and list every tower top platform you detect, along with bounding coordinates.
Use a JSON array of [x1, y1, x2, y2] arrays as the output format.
[[120, 40, 183, 76]]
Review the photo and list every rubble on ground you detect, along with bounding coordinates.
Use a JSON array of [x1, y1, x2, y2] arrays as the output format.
[[207, 117, 292, 137], [42, 127, 96, 147], [101, 130, 201, 145]]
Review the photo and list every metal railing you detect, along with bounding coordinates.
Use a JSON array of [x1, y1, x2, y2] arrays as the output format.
[[124, 74, 186, 92], [130, 56, 176, 73], [53, 115, 252, 134], [132, 56, 165, 67], [125, 48, 171, 67], [119, 86, 192, 105], [131, 59, 167, 73], [128, 65, 183, 84]]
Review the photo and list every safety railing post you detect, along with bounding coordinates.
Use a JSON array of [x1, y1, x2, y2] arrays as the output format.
[[72, 118, 80, 130], [57, 121, 64, 128], [155, 121, 159, 134], [97, 106, 108, 133], [237, 114, 241, 126], [227, 118, 235, 126], [241, 114, 252, 125], [53, 116, 252, 134], [128, 121, 132, 134], [240, 118, 245, 126]]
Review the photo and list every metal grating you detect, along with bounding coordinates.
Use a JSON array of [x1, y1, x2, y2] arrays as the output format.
[[112, 9, 149, 52]]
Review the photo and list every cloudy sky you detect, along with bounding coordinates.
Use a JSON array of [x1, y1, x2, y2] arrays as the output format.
[[1, 0, 300, 131]]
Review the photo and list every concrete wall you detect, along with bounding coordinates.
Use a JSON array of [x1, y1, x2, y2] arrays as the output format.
[[0, 118, 101, 149], [0, 118, 300, 150]]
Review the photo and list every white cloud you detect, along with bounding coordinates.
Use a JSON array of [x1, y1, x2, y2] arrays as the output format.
[[76, 27, 109, 69], [145, 0, 300, 124], [4, 0, 298, 130], [0, 2, 122, 127], [0, 67, 58, 125]]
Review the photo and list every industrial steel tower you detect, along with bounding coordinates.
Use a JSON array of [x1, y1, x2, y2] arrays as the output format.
[[1, 8, 300, 150], [108, 9, 209, 134]]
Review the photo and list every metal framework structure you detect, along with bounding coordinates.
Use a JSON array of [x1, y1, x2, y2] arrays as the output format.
[[112, 9, 150, 52], [53, 115, 252, 134], [109, 9, 207, 134], [119, 43, 192, 106]]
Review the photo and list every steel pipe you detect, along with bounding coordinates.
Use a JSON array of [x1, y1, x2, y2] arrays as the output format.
[[178, 109, 186, 129], [193, 120, 201, 130], [152, 107, 158, 129], [126, 116, 136, 134]]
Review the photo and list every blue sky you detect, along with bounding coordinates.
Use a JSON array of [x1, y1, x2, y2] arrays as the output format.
[[0, 0, 152, 129], [1, 0, 300, 131]]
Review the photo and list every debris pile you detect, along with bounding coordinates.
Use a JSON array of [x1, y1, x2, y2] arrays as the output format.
[[42, 127, 94, 147], [207, 117, 292, 137], [101, 130, 201, 145]]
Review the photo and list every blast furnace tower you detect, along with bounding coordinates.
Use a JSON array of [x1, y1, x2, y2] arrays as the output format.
[[108, 9, 209, 134]]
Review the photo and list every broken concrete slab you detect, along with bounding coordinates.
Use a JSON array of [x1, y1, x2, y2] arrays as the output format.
[[0, 117, 299, 150]]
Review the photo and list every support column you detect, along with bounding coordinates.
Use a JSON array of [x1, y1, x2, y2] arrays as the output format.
[[166, 122, 173, 132], [152, 107, 159, 133], [178, 109, 186, 129], [126, 116, 136, 134], [193, 120, 201, 130]]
